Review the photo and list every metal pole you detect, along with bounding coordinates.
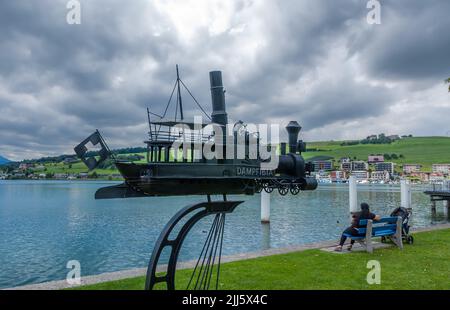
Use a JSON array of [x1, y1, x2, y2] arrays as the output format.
[[261, 191, 270, 223], [349, 175, 357, 216], [176, 64, 184, 121], [431, 200, 437, 218], [401, 179, 411, 209], [261, 223, 270, 250], [443, 181, 448, 208], [447, 200, 450, 220]]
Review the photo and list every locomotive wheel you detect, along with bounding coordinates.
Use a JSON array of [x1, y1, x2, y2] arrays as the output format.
[[263, 182, 273, 193], [278, 186, 289, 196], [264, 187, 274, 193], [290, 185, 300, 195]]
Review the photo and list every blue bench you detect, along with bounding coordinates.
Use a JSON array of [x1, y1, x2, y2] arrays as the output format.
[[343, 216, 403, 253]]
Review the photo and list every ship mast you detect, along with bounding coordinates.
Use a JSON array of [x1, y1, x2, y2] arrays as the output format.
[[176, 64, 184, 121]]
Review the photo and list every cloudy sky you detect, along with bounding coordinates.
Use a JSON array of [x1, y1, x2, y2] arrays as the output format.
[[0, 0, 449, 160]]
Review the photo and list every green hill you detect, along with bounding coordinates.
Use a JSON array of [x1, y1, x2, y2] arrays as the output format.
[[303, 136, 450, 172], [19, 136, 450, 178]]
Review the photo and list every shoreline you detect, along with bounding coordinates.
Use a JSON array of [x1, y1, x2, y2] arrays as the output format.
[[5, 223, 450, 291]]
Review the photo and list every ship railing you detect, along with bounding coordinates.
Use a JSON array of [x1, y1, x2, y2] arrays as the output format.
[[149, 129, 213, 144]]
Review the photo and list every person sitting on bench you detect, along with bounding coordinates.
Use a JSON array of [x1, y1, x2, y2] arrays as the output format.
[[335, 203, 381, 252]]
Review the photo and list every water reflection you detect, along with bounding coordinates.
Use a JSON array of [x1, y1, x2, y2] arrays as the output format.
[[0, 180, 447, 288]]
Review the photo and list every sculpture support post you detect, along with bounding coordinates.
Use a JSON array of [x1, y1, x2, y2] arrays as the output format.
[[349, 176, 357, 217], [431, 200, 437, 217], [446, 200, 450, 220], [401, 179, 411, 210], [261, 191, 270, 223], [145, 199, 243, 290], [443, 181, 449, 210]]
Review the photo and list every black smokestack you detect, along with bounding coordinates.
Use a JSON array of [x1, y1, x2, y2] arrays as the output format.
[[286, 121, 302, 154], [209, 71, 228, 125]]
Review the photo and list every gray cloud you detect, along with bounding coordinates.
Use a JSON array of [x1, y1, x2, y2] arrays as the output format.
[[0, 0, 449, 161]]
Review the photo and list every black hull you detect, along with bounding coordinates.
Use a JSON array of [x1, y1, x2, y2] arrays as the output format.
[[95, 178, 254, 199], [95, 162, 317, 199]]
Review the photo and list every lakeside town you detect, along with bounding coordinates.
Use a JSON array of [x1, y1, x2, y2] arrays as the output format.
[[311, 155, 450, 185], [1, 148, 449, 185]]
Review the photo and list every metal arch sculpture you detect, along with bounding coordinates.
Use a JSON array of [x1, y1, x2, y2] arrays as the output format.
[[74, 66, 318, 290], [145, 197, 243, 290]]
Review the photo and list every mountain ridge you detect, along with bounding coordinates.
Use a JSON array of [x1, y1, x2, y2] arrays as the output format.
[[0, 155, 11, 165]]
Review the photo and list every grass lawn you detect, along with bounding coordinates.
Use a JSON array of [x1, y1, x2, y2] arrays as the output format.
[[75, 228, 450, 290]]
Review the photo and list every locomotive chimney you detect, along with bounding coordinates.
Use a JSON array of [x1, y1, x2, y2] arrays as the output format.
[[286, 121, 302, 154], [209, 71, 228, 125]]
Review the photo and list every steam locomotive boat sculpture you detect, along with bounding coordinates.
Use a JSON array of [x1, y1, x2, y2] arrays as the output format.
[[75, 67, 317, 290]]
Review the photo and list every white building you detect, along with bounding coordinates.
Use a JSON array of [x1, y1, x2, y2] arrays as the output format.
[[54, 173, 68, 179], [432, 164, 450, 175], [371, 171, 390, 181], [352, 171, 369, 181], [403, 164, 421, 174], [429, 173, 445, 184], [330, 170, 347, 182]]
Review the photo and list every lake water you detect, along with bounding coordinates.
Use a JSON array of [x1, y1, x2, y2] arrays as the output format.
[[0, 180, 447, 289]]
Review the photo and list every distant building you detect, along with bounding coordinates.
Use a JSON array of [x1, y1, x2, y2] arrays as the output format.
[[352, 161, 368, 171], [64, 157, 79, 164], [432, 164, 450, 175], [429, 173, 445, 184], [54, 173, 68, 179], [341, 161, 369, 172], [403, 164, 422, 174], [313, 160, 333, 172], [387, 135, 400, 140], [375, 162, 395, 174], [341, 162, 352, 171], [330, 171, 346, 182], [371, 171, 390, 181], [352, 171, 369, 181], [409, 172, 429, 182], [368, 154, 384, 164], [19, 163, 33, 170], [78, 173, 89, 179]]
